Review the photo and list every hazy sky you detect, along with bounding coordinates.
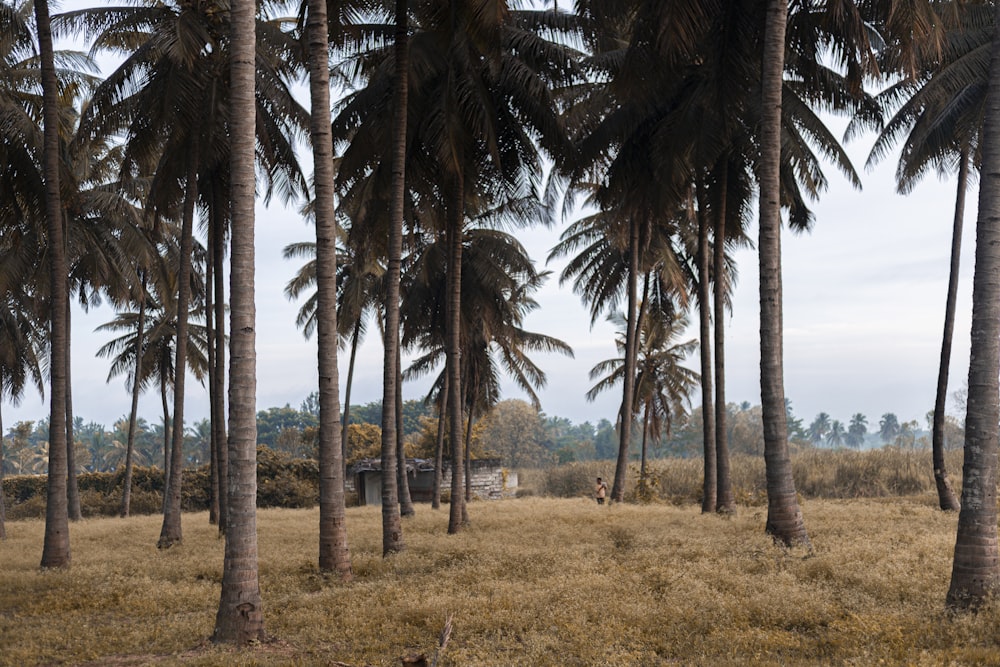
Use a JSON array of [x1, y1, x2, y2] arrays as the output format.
[[3, 6, 978, 434]]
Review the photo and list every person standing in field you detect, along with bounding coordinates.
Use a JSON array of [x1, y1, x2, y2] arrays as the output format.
[[595, 477, 608, 505]]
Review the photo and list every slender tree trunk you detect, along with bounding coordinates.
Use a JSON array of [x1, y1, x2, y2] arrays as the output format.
[[697, 184, 716, 513], [639, 403, 649, 489], [65, 301, 80, 521], [714, 166, 735, 513], [212, 183, 228, 533], [160, 370, 170, 513], [213, 0, 265, 643], [207, 217, 219, 526], [432, 375, 448, 510], [158, 161, 198, 549], [947, 5, 1000, 609], [464, 409, 474, 503], [306, 0, 352, 578], [931, 147, 967, 513], [610, 219, 639, 502], [446, 175, 467, 533], [397, 350, 415, 516], [758, 0, 809, 547], [341, 318, 361, 483], [379, 0, 409, 554], [120, 274, 147, 518], [1, 406, 6, 540], [37, 0, 70, 569]]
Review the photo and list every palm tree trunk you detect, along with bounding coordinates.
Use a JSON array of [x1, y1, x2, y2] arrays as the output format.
[[159, 369, 170, 513], [432, 375, 448, 510], [610, 218, 640, 503], [206, 218, 219, 526], [65, 300, 81, 521], [341, 318, 361, 484], [639, 402, 649, 488], [931, 146, 967, 513], [213, 0, 264, 643], [306, 0, 352, 578], [447, 174, 467, 533], [1, 405, 7, 540], [397, 347, 415, 516], [120, 274, 147, 518], [158, 160, 198, 549], [36, 0, 71, 569], [212, 182, 228, 533], [714, 165, 735, 514], [697, 182, 716, 513], [758, 0, 809, 548], [378, 0, 409, 554], [947, 5, 1000, 609], [464, 407, 474, 503]]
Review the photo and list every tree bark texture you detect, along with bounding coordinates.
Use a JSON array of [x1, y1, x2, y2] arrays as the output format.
[[120, 274, 147, 518], [37, 0, 71, 569], [758, 0, 809, 547], [947, 3, 1000, 609], [213, 0, 265, 644], [610, 219, 640, 503], [697, 187, 717, 513], [380, 0, 409, 553], [306, 0, 352, 579], [931, 146, 967, 513], [714, 166, 735, 513], [158, 161, 198, 549], [447, 175, 467, 533]]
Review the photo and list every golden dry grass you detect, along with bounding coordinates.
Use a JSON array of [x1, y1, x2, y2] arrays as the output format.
[[2, 494, 999, 666]]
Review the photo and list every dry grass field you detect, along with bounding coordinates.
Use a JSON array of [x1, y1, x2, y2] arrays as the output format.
[[3, 486, 1000, 666]]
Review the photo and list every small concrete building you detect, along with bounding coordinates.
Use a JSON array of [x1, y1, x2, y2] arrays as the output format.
[[348, 458, 517, 506]]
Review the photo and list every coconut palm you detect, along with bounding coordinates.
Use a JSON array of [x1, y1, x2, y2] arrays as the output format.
[[213, 0, 264, 644], [587, 307, 699, 487], [807, 412, 831, 444], [32, 0, 72, 569], [847, 413, 868, 449], [403, 226, 574, 500], [60, 0, 307, 547], [302, 0, 352, 577], [861, 5, 992, 511], [826, 420, 845, 448], [948, 1, 1000, 602], [331, 0, 576, 534]]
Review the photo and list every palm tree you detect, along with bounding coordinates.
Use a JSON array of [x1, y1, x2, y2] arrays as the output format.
[[213, 0, 264, 644], [97, 296, 210, 517], [587, 308, 699, 488], [857, 4, 987, 512], [331, 1, 575, 533], [879, 413, 901, 443], [847, 413, 868, 449], [807, 412, 831, 445], [34, 0, 71, 569], [303, 0, 352, 577], [757, 0, 809, 547], [826, 420, 845, 448]]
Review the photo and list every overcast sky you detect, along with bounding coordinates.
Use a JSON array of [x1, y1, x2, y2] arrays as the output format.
[[2, 5, 978, 434]]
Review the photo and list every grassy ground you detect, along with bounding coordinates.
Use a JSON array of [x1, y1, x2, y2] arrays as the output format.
[[2, 495, 999, 666]]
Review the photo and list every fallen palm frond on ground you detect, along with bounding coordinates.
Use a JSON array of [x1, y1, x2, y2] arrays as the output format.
[[1, 494, 996, 666]]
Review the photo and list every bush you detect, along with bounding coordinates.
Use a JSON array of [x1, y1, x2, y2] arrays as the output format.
[[1, 445, 325, 520]]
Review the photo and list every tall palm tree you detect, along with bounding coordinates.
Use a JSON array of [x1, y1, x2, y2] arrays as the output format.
[[807, 412, 831, 444], [947, 0, 1000, 614], [587, 307, 698, 487], [304, 0, 352, 578], [213, 0, 264, 644], [861, 5, 992, 511], [847, 413, 868, 449], [757, 0, 810, 547], [35, 0, 71, 569], [331, 0, 576, 533]]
